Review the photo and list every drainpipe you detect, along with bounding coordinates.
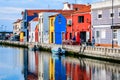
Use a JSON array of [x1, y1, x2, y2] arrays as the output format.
[[111, 0, 114, 48]]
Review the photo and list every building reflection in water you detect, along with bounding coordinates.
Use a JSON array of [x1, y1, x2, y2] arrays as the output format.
[[22, 49, 120, 80], [0, 47, 119, 80]]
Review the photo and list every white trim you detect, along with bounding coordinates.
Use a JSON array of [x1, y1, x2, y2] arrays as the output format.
[[93, 25, 111, 28], [92, 0, 120, 9]]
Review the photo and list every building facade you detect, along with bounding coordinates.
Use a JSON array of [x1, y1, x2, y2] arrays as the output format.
[[54, 14, 67, 44], [38, 12, 58, 44], [49, 15, 56, 44], [72, 5, 91, 44], [92, 0, 120, 46]]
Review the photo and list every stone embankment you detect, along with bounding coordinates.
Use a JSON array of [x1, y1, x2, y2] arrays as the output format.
[[0, 40, 120, 61]]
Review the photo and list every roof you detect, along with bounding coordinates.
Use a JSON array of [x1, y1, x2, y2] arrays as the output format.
[[73, 5, 91, 13], [49, 10, 74, 18], [72, 4, 90, 11], [13, 19, 22, 24], [26, 9, 64, 16]]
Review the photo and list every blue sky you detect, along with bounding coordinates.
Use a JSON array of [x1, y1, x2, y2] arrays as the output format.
[[0, 0, 102, 31]]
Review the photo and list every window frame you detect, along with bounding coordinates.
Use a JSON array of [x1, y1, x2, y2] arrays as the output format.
[[109, 9, 114, 19], [78, 16, 84, 23], [97, 10, 102, 19], [113, 29, 117, 40]]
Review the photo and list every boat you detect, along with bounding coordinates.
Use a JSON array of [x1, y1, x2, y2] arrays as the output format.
[[51, 47, 65, 55]]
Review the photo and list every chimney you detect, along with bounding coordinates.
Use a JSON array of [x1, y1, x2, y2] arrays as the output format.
[[63, 2, 71, 10]]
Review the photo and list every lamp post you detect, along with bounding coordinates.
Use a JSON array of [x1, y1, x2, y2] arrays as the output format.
[[111, 0, 114, 48]]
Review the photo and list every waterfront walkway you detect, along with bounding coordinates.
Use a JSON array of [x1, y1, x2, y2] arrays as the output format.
[[0, 40, 120, 61]]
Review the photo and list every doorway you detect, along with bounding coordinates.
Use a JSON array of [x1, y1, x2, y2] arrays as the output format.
[[80, 31, 86, 42]]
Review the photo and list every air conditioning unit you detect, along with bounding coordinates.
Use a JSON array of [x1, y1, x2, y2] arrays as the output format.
[[67, 19, 72, 26]]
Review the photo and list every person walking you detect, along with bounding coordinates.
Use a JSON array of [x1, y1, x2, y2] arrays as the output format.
[[92, 36, 95, 47]]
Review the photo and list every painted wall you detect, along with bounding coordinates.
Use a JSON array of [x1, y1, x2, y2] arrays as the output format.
[[38, 12, 57, 44], [54, 14, 67, 44], [20, 32, 24, 42], [66, 16, 72, 40], [92, 7, 120, 26], [35, 25, 39, 42], [22, 10, 38, 42], [72, 13, 91, 43], [49, 16, 55, 43], [29, 21, 38, 42], [92, 0, 120, 46], [93, 25, 112, 44], [29, 31, 35, 42]]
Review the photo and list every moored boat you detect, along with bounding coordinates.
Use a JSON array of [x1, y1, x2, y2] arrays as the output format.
[[51, 47, 65, 55]]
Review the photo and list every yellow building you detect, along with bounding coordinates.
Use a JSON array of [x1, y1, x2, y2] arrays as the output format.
[[20, 31, 24, 42], [49, 16, 56, 43]]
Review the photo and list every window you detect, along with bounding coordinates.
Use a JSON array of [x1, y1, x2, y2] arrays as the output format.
[[58, 16, 61, 24], [113, 30, 117, 40], [96, 31, 100, 38], [101, 30, 106, 39], [78, 16, 84, 23], [98, 14, 102, 18], [97, 10, 102, 19], [109, 9, 114, 18], [67, 19, 72, 26], [70, 33, 72, 39], [75, 8, 79, 11]]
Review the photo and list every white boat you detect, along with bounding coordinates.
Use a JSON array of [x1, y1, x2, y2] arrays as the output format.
[[51, 47, 65, 55]]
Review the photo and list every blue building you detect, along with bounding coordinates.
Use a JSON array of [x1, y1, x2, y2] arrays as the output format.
[[54, 14, 67, 44], [22, 10, 38, 42]]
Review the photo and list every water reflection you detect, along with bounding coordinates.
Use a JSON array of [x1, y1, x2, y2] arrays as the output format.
[[0, 46, 120, 80], [0, 47, 24, 80]]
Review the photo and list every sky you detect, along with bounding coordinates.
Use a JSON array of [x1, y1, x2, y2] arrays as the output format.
[[0, 0, 102, 31]]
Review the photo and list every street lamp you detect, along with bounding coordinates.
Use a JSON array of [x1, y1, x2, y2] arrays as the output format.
[[111, 0, 114, 48]]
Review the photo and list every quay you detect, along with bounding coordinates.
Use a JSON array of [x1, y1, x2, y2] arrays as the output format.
[[0, 40, 120, 61]]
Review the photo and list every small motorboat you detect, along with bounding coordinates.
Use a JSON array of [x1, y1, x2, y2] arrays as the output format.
[[51, 47, 65, 55]]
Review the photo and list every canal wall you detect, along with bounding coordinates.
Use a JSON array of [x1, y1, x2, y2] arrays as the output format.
[[0, 40, 120, 61]]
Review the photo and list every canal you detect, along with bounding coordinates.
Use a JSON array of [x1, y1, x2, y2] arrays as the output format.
[[0, 46, 120, 80]]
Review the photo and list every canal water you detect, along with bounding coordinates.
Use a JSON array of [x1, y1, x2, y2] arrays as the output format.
[[0, 46, 120, 80]]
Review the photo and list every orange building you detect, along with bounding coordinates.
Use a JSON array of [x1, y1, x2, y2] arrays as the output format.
[[72, 5, 91, 44]]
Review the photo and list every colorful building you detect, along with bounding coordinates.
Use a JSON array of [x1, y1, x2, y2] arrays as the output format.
[[38, 12, 58, 44], [29, 17, 38, 42], [13, 19, 23, 41], [72, 5, 91, 44], [49, 15, 56, 44], [54, 14, 67, 44], [35, 24, 39, 42], [91, 0, 120, 47]]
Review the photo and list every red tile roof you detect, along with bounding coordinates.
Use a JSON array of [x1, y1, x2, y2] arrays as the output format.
[[26, 9, 64, 16], [73, 5, 91, 13], [73, 4, 90, 11], [13, 19, 22, 24]]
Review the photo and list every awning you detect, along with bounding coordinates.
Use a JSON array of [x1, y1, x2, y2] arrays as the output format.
[[111, 25, 120, 29]]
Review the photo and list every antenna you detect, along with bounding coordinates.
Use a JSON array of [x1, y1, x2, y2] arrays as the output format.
[[48, 4, 50, 9], [75, 0, 77, 4]]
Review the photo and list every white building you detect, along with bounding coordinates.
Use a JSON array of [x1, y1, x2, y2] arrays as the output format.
[[13, 19, 23, 35], [92, 0, 120, 46], [38, 12, 58, 44]]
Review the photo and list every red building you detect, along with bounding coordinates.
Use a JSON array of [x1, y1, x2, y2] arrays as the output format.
[[72, 5, 91, 44]]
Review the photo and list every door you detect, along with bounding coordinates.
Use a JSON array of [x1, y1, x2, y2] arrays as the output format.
[[80, 32, 86, 42], [51, 32, 54, 43]]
